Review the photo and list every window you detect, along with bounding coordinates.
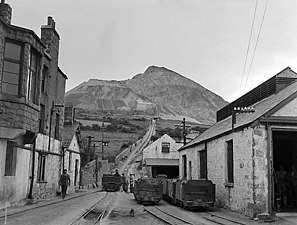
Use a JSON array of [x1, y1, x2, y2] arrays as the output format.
[[226, 140, 234, 184], [189, 161, 192, 180], [41, 66, 48, 94], [182, 154, 187, 179], [68, 152, 72, 171], [5, 141, 17, 176], [1, 40, 22, 95], [161, 142, 170, 153], [54, 113, 60, 139], [27, 49, 38, 103], [37, 154, 46, 182], [39, 104, 45, 134], [200, 149, 207, 179]]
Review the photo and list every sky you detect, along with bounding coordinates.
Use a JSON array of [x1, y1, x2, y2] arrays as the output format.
[[9, 0, 297, 102]]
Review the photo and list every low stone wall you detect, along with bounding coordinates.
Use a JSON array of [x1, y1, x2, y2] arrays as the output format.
[[80, 159, 110, 189]]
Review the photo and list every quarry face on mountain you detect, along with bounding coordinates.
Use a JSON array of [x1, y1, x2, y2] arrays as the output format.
[[65, 66, 228, 124]]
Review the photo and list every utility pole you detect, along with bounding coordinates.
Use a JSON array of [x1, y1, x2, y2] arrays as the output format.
[[100, 123, 106, 160], [87, 136, 94, 162], [175, 118, 190, 146], [93, 143, 98, 183]]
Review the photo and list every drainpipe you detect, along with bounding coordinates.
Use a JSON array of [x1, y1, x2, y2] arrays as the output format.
[[28, 139, 37, 199], [266, 123, 273, 217]]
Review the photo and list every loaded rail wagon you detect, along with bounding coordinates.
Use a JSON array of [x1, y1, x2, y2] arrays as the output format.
[[164, 179, 177, 203], [175, 180, 215, 209], [102, 173, 122, 192], [133, 177, 163, 205]]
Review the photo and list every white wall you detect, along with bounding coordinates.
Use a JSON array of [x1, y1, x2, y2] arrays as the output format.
[[143, 134, 182, 160], [179, 125, 269, 217]]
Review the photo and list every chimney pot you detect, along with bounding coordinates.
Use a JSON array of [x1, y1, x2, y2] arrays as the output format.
[[1, 0, 5, 4], [47, 16, 52, 25]]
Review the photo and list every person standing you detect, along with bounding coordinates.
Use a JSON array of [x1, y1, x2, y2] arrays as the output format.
[[59, 169, 70, 199], [275, 165, 287, 208]]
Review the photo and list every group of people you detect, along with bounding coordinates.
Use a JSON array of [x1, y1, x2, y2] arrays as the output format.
[[275, 165, 297, 211], [114, 169, 134, 193]]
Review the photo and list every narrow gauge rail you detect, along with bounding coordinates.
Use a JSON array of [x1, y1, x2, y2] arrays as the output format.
[[145, 205, 247, 225], [144, 205, 195, 225], [202, 212, 246, 225], [68, 192, 117, 225], [0, 190, 101, 219]]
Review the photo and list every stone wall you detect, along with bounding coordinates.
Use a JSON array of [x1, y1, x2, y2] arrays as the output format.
[[179, 125, 269, 218]]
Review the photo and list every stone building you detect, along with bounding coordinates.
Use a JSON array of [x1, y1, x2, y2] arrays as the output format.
[[143, 134, 182, 178], [0, 1, 67, 209], [62, 107, 82, 194], [178, 67, 297, 219]]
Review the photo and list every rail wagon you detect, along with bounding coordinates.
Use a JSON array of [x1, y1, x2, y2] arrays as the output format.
[[102, 174, 122, 192], [175, 179, 215, 209], [133, 177, 163, 205]]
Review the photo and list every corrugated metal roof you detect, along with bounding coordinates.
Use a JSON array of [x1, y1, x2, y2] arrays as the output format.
[[144, 158, 179, 166], [179, 76, 297, 151]]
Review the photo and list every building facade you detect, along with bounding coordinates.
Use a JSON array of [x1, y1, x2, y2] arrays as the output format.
[[178, 67, 297, 219], [143, 134, 182, 178], [0, 1, 67, 209]]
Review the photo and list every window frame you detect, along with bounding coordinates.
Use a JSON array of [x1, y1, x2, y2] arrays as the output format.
[[182, 154, 187, 179], [5, 141, 17, 176], [37, 153, 46, 182], [161, 142, 170, 153], [226, 140, 234, 185], [1, 39, 22, 96], [27, 48, 39, 104], [199, 149, 207, 179]]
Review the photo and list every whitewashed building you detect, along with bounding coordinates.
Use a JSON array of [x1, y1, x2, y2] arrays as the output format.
[[62, 108, 82, 194], [143, 134, 182, 178], [178, 67, 297, 219]]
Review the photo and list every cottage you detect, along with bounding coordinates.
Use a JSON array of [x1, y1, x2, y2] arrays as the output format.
[[62, 107, 83, 193], [0, 1, 67, 209], [178, 67, 297, 219], [143, 134, 182, 178]]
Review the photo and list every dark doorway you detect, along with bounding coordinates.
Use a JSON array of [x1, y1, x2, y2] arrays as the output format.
[[152, 166, 179, 179], [273, 130, 297, 212]]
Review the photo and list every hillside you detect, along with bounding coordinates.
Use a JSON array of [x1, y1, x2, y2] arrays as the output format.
[[65, 66, 228, 124]]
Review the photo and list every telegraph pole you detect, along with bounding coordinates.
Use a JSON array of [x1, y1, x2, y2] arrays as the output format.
[[101, 123, 106, 160], [87, 136, 94, 162], [175, 118, 190, 146]]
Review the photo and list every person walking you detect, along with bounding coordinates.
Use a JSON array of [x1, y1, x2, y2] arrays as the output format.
[[59, 169, 70, 199]]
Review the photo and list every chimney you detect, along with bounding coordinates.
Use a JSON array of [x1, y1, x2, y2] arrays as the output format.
[[0, 0, 12, 24]]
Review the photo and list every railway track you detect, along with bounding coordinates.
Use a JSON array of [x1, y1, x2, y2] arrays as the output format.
[[144, 205, 195, 225], [68, 192, 117, 225], [144, 205, 247, 225]]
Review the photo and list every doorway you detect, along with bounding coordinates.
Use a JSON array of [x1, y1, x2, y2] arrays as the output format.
[[272, 130, 297, 212]]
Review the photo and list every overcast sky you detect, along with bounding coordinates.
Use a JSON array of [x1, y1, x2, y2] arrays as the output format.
[[9, 0, 297, 102]]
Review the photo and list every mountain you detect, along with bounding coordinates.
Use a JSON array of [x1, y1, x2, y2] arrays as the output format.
[[65, 66, 228, 124]]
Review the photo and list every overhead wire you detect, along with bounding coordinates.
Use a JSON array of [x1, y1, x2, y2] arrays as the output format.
[[243, 0, 269, 91], [239, 0, 259, 95]]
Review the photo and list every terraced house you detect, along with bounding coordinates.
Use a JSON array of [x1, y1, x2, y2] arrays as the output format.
[[0, 1, 67, 209]]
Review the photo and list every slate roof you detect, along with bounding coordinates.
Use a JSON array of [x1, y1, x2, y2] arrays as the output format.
[[62, 121, 81, 150], [179, 71, 297, 151]]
